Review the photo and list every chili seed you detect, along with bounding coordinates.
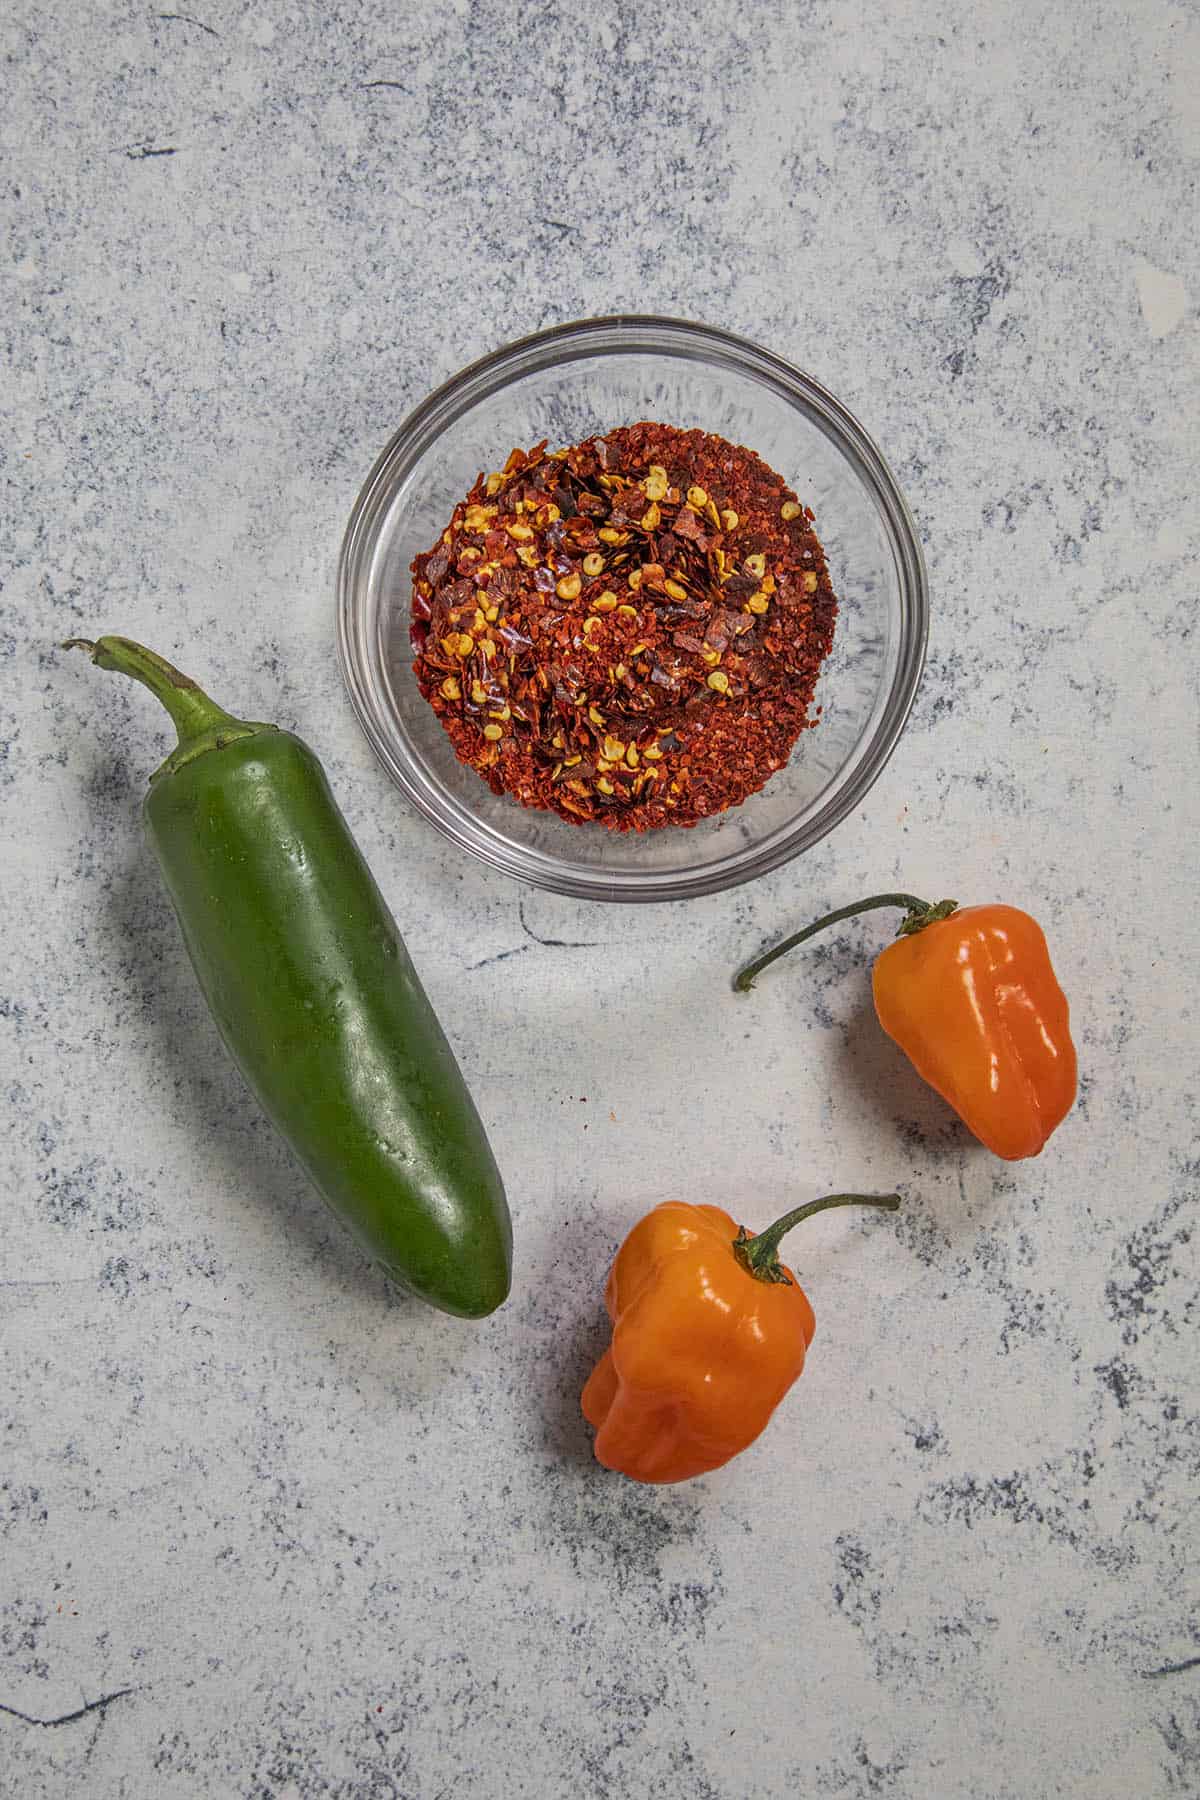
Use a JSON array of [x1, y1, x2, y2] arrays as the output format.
[[440, 676, 462, 700], [780, 501, 803, 520], [743, 553, 766, 578], [664, 579, 688, 601], [643, 466, 669, 501], [482, 722, 505, 741], [721, 509, 739, 531], [687, 485, 708, 509], [594, 591, 619, 611], [583, 552, 605, 576], [557, 574, 582, 600]]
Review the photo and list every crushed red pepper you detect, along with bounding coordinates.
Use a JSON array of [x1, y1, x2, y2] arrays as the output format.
[[410, 423, 837, 830]]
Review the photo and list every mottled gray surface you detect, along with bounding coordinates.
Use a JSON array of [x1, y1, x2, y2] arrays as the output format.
[[2, 1, 1198, 1795]]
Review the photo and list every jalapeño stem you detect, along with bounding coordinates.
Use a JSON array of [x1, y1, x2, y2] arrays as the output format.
[[64, 636, 270, 779], [734, 1193, 902, 1285], [733, 893, 958, 993]]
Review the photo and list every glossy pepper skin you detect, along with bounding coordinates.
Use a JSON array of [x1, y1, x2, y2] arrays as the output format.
[[735, 893, 1077, 1162], [872, 904, 1076, 1160], [67, 637, 511, 1318], [582, 1194, 898, 1485]]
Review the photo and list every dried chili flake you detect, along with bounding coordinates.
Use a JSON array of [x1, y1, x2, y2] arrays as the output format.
[[410, 423, 837, 831]]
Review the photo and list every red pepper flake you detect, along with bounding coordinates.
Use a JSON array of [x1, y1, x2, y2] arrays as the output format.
[[410, 423, 837, 831]]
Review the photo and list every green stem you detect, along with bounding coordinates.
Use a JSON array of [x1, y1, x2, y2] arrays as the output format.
[[734, 1193, 902, 1285], [732, 893, 958, 993], [64, 636, 269, 778]]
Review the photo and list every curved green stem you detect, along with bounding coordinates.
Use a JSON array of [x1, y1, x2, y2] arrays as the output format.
[[734, 1193, 901, 1285], [64, 636, 270, 778], [732, 893, 958, 992]]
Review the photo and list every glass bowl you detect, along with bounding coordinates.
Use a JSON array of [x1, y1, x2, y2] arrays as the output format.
[[337, 316, 927, 903]]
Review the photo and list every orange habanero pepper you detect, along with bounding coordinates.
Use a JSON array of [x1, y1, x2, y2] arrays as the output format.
[[581, 1192, 900, 1485], [735, 892, 1077, 1161]]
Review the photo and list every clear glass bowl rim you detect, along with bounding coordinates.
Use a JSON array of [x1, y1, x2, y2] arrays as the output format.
[[336, 313, 928, 902]]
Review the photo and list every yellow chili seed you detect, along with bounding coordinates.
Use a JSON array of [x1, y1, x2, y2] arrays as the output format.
[[721, 509, 739, 531], [506, 521, 533, 541], [588, 705, 606, 727], [664, 579, 688, 601], [596, 777, 615, 795], [804, 570, 819, 594], [780, 500, 803, 521], [744, 552, 766, 578], [485, 473, 504, 497], [556, 574, 582, 600], [564, 754, 582, 768], [485, 604, 500, 622], [470, 680, 487, 703], [440, 676, 461, 701], [625, 744, 639, 769], [643, 743, 664, 761], [614, 663, 628, 680], [489, 704, 511, 721], [598, 527, 623, 545], [627, 569, 643, 592], [747, 592, 770, 615], [593, 590, 618, 611], [603, 735, 626, 763], [707, 671, 730, 693], [582, 552, 605, 577], [482, 722, 504, 741], [700, 647, 721, 666], [640, 503, 661, 531], [686, 485, 708, 509], [617, 604, 638, 620], [643, 466, 669, 501]]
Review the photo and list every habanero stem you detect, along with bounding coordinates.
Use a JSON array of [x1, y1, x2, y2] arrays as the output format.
[[733, 893, 959, 993], [734, 1193, 902, 1284]]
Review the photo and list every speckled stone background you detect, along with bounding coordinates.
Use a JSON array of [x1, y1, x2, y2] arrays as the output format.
[[3, 1, 1198, 1795]]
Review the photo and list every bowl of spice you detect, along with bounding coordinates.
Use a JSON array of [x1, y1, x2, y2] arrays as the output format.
[[338, 317, 927, 902]]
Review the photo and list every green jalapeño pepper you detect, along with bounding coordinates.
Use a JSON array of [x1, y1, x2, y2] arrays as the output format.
[[67, 636, 512, 1318]]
